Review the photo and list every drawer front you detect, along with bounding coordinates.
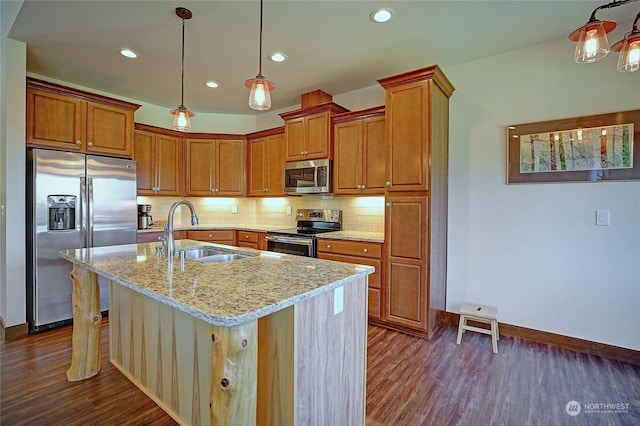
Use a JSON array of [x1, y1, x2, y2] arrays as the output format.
[[316, 252, 381, 289], [187, 230, 235, 243], [317, 238, 382, 258], [236, 231, 259, 244], [137, 231, 164, 243]]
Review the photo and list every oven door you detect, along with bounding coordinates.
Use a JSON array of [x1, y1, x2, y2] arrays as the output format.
[[265, 234, 315, 257]]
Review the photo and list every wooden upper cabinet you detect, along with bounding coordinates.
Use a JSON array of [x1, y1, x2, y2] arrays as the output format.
[[133, 125, 183, 196], [247, 128, 285, 197], [185, 137, 245, 196], [378, 66, 454, 192], [333, 108, 386, 195], [280, 103, 349, 162], [26, 79, 140, 158]]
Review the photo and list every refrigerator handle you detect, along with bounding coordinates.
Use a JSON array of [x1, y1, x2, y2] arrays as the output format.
[[87, 177, 94, 248], [80, 176, 88, 248]]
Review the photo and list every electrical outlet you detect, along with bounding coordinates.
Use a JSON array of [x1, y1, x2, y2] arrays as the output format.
[[596, 210, 610, 226], [286, 206, 292, 215], [333, 286, 344, 315], [231, 205, 238, 214]]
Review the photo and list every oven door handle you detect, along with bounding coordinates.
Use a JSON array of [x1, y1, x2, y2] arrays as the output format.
[[265, 235, 314, 247]]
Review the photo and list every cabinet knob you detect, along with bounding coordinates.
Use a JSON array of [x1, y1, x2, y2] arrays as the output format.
[[326, 244, 331, 249], [363, 248, 368, 253], [87, 141, 94, 147], [157, 236, 162, 241], [245, 235, 249, 239], [386, 202, 391, 207], [76, 140, 82, 146], [208, 233, 213, 238], [385, 181, 391, 187]]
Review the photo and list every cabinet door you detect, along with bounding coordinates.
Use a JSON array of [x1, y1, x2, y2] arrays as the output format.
[[155, 134, 182, 196], [385, 81, 430, 191], [185, 139, 214, 195], [305, 112, 330, 159], [26, 88, 86, 151], [334, 121, 362, 195], [285, 117, 306, 161], [133, 130, 155, 194], [86, 101, 134, 158], [265, 133, 285, 196], [362, 116, 386, 193], [385, 195, 428, 330], [248, 137, 267, 196], [215, 139, 245, 196]]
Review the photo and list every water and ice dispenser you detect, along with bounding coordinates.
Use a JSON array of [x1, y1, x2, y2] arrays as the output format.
[[48, 195, 76, 231]]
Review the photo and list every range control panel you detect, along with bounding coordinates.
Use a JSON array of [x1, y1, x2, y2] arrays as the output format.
[[295, 209, 342, 223]]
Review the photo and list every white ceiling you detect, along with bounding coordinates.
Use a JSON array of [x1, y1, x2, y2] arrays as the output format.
[[8, 1, 639, 115]]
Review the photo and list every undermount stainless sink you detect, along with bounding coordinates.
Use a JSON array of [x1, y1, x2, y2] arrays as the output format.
[[177, 247, 252, 263], [178, 247, 225, 260], [194, 253, 251, 263]]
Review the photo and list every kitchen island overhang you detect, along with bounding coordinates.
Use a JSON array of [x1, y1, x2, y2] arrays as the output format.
[[59, 240, 372, 425]]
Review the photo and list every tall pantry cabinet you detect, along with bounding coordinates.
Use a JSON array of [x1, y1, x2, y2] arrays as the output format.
[[377, 65, 454, 339]]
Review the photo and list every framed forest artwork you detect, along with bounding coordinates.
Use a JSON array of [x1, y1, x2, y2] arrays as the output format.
[[507, 110, 640, 184]]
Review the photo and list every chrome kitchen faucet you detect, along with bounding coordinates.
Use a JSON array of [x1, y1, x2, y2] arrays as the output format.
[[163, 200, 199, 257]]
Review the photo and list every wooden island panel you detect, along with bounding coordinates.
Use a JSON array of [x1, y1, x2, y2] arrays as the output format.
[[107, 272, 367, 426]]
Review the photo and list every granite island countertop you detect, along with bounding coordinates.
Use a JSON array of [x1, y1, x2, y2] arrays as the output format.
[[59, 240, 373, 328]]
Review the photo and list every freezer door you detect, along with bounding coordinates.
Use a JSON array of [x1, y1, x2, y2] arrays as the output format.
[[86, 155, 138, 247], [28, 149, 85, 329]]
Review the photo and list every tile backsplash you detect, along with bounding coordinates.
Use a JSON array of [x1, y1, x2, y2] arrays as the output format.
[[138, 195, 385, 232]]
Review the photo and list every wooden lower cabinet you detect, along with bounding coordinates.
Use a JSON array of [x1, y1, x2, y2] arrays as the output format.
[[385, 194, 446, 338], [186, 230, 236, 246], [317, 238, 383, 320], [136, 230, 186, 244], [236, 230, 259, 249]]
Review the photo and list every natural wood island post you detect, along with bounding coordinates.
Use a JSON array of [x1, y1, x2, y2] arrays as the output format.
[[66, 264, 102, 381]]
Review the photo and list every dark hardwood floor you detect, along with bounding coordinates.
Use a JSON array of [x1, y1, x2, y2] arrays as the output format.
[[2, 318, 639, 425]]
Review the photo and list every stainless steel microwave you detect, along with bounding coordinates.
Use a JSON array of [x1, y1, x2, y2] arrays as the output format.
[[284, 159, 332, 194]]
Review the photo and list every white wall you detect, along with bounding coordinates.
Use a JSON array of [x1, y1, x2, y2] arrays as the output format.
[[1, 0, 27, 328], [445, 38, 640, 350]]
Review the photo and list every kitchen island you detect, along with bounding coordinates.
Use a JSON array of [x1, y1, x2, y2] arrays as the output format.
[[59, 240, 372, 425]]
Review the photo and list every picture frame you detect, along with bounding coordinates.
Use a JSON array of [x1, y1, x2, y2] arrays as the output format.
[[506, 109, 640, 184]]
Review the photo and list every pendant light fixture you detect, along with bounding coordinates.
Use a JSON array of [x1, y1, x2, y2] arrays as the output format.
[[611, 11, 640, 72], [569, 0, 640, 71], [170, 7, 194, 131], [245, 0, 275, 111]]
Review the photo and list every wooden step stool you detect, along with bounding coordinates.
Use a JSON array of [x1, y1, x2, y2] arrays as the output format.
[[456, 303, 499, 354]]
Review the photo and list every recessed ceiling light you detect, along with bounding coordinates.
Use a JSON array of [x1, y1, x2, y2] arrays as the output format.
[[120, 49, 139, 59], [205, 81, 219, 88], [370, 8, 394, 23], [269, 52, 287, 63]]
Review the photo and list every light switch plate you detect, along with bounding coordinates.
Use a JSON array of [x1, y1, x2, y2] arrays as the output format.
[[231, 205, 238, 214], [286, 206, 292, 215], [596, 210, 610, 226]]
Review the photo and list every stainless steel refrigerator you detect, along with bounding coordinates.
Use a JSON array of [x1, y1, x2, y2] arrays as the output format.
[[27, 148, 137, 332]]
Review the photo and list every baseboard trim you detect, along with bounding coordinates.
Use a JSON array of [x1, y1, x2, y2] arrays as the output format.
[[444, 312, 640, 366], [0, 317, 29, 342]]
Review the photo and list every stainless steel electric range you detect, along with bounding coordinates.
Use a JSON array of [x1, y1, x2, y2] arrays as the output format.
[[265, 209, 342, 257]]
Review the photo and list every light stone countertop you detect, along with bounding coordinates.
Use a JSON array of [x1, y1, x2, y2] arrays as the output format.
[[317, 231, 384, 243], [59, 240, 373, 328]]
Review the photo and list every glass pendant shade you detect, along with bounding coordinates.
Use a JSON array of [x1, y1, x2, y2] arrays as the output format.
[[245, 76, 275, 111], [170, 105, 194, 131], [613, 33, 640, 72], [570, 20, 616, 63]]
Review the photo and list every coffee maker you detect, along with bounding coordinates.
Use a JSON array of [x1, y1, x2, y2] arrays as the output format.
[[137, 204, 154, 229]]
